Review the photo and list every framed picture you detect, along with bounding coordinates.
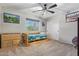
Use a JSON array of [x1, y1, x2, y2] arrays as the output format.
[[66, 11, 78, 23], [42, 22, 45, 26], [3, 13, 20, 24], [66, 17, 77, 23]]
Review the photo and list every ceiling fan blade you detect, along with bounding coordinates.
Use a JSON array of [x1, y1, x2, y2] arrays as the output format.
[[38, 3, 44, 9], [38, 3, 47, 10], [47, 10, 55, 13], [48, 4, 57, 9], [32, 10, 43, 12]]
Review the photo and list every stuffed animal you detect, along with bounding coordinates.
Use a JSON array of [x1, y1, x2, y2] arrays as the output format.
[[72, 36, 77, 48]]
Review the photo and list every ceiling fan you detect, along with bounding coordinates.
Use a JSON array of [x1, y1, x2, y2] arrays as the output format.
[[32, 3, 57, 15]]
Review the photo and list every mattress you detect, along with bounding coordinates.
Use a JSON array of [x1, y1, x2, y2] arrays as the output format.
[[28, 34, 47, 41]]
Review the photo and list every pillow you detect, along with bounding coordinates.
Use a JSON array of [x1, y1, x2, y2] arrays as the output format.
[[29, 32, 40, 34], [40, 32, 46, 34]]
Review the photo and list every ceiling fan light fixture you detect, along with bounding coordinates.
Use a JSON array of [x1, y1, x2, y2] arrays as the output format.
[[32, 3, 57, 15], [31, 6, 42, 10]]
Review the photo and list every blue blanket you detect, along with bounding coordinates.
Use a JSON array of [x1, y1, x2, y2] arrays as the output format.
[[28, 34, 47, 41]]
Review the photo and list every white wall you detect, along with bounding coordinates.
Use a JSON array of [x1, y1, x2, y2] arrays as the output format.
[[47, 11, 77, 44], [0, 6, 46, 33], [47, 13, 60, 40], [0, 6, 2, 34], [59, 13, 77, 44], [1, 7, 27, 33]]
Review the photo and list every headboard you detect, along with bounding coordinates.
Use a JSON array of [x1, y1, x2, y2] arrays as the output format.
[[22, 32, 40, 35]]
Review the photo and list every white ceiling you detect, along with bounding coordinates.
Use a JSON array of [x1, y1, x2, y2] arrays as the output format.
[[0, 3, 79, 18], [57, 3, 79, 13], [0, 3, 39, 10], [1, 3, 79, 11]]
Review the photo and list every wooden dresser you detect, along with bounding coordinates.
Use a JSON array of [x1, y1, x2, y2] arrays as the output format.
[[1, 33, 21, 48]]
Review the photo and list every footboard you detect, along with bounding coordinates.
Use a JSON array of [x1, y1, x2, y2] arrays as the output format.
[[22, 33, 30, 46]]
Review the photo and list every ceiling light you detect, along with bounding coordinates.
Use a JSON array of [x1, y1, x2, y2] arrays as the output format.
[[30, 6, 42, 11]]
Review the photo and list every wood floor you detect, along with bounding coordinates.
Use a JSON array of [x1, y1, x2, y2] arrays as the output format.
[[0, 39, 77, 56]]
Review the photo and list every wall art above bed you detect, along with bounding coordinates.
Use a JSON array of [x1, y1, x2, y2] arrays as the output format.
[[3, 13, 20, 24]]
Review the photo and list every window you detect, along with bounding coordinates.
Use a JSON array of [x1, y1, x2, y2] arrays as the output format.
[[26, 18, 40, 31]]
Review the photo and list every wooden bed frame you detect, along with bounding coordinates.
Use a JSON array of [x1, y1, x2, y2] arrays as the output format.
[[22, 32, 48, 46]]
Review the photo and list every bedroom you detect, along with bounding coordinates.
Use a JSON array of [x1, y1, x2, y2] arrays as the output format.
[[0, 3, 78, 56]]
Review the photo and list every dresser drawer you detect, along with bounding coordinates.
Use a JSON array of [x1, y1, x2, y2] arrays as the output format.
[[1, 40, 12, 48], [12, 40, 20, 47], [13, 40, 20, 45], [11, 36, 21, 40], [2, 34, 21, 40], [10, 34, 20, 37], [2, 35, 11, 40]]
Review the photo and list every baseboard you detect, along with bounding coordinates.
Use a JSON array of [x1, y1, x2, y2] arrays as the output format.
[[49, 38, 73, 46], [55, 39, 73, 45]]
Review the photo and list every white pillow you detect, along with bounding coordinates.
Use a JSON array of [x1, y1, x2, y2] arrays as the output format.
[[40, 32, 46, 34]]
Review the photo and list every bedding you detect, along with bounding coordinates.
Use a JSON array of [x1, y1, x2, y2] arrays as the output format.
[[28, 34, 47, 41]]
